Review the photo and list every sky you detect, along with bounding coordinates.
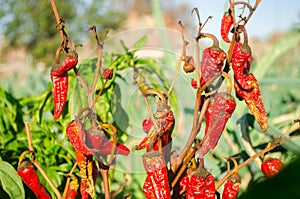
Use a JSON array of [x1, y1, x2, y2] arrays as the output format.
[[181, 0, 300, 39]]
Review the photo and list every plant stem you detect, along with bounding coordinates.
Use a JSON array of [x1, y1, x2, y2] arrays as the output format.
[[100, 168, 111, 199]]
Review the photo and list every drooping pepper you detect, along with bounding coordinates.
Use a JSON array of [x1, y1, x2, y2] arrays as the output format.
[[51, 51, 78, 76], [232, 25, 268, 131], [234, 73, 268, 131], [17, 161, 51, 199], [50, 71, 68, 120], [261, 157, 284, 178], [191, 33, 226, 89], [66, 120, 130, 156], [180, 168, 216, 199], [200, 92, 236, 156], [220, 9, 233, 43], [142, 151, 171, 199]]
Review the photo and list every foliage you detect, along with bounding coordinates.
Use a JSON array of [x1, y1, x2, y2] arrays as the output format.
[[0, 0, 126, 65]]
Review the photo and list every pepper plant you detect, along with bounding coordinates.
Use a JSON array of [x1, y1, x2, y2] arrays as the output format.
[[1, 0, 300, 199]]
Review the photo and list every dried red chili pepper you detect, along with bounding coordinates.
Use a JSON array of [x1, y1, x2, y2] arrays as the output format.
[[50, 71, 68, 120], [65, 176, 79, 199], [180, 168, 215, 199], [261, 157, 284, 178], [200, 92, 236, 156], [190, 34, 226, 89], [234, 73, 268, 131], [231, 41, 254, 91], [66, 120, 130, 156], [17, 161, 51, 199], [142, 151, 171, 199], [222, 174, 241, 199], [221, 9, 233, 43]]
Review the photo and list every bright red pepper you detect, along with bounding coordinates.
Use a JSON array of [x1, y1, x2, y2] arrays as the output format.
[[234, 73, 268, 131], [221, 10, 233, 43], [222, 174, 241, 199], [142, 151, 171, 199], [50, 71, 68, 120], [261, 157, 284, 178], [180, 168, 215, 199], [17, 161, 51, 199], [200, 92, 236, 156]]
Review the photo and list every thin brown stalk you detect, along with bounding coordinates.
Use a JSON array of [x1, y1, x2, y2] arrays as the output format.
[[100, 168, 111, 199]]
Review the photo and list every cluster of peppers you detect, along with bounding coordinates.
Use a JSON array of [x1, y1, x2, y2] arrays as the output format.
[[65, 110, 130, 198], [135, 91, 175, 199]]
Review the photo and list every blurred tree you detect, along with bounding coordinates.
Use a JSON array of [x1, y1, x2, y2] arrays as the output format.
[[0, 0, 127, 66]]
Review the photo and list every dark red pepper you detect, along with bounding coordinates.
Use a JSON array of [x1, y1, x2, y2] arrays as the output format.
[[142, 151, 171, 199], [180, 168, 215, 199], [234, 73, 268, 131], [191, 34, 226, 89], [51, 51, 78, 76], [261, 157, 284, 178], [17, 161, 51, 199], [220, 9, 233, 43], [102, 68, 114, 80], [222, 174, 241, 199], [200, 92, 236, 156], [231, 41, 254, 91], [50, 71, 68, 120]]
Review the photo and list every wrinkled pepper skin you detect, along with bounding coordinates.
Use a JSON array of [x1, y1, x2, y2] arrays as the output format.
[[50, 71, 68, 120], [17, 161, 51, 199], [221, 10, 233, 43], [142, 151, 171, 199], [234, 73, 268, 131], [261, 158, 284, 178], [191, 47, 226, 89], [200, 92, 236, 156], [180, 171, 215, 199], [231, 42, 254, 92]]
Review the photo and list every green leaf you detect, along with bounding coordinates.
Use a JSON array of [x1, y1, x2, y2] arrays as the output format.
[[0, 161, 25, 199], [134, 35, 148, 50]]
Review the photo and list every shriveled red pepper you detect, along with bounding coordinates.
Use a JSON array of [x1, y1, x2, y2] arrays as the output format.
[[261, 157, 284, 178], [180, 168, 215, 199], [234, 73, 268, 131], [50, 71, 68, 120], [142, 151, 171, 199], [220, 9, 233, 43], [200, 92, 236, 156], [191, 33, 226, 89], [66, 120, 130, 156], [17, 161, 51, 199], [222, 174, 241, 199], [231, 41, 254, 91]]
